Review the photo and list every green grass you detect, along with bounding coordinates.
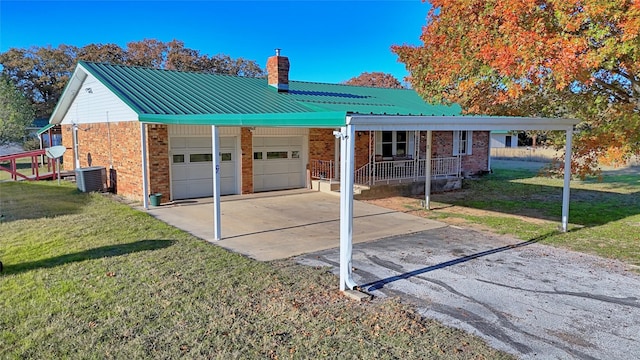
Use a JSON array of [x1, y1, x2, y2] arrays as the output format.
[[0, 181, 512, 359], [423, 166, 640, 267]]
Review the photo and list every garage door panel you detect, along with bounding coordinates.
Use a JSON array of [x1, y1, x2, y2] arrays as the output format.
[[170, 136, 237, 199], [172, 137, 187, 148], [188, 137, 212, 148], [188, 164, 213, 180], [253, 136, 304, 192]]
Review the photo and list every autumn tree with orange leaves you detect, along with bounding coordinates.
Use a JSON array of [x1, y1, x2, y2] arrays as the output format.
[[393, 0, 640, 176], [344, 72, 405, 89]]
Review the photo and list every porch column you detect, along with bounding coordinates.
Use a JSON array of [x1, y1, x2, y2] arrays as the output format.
[[337, 124, 357, 291], [212, 125, 222, 240], [425, 130, 432, 210], [334, 136, 340, 181], [561, 127, 573, 232], [140, 122, 149, 209]]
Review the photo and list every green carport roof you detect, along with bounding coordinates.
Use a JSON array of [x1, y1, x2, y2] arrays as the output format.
[[76, 61, 461, 127]]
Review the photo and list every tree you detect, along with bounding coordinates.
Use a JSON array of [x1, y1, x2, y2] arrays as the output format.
[[393, 0, 640, 176], [344, 72, 405, 88], [0, 76, 35, 145], [0, 39, 265, 119]]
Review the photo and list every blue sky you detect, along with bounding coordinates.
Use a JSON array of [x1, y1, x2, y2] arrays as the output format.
[[0, 0, 431, 84]]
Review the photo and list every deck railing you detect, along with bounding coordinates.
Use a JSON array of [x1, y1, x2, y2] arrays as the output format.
[[0, 149, 56, 181]]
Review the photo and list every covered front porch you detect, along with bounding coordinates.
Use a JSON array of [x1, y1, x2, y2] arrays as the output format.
[[311, 155, 461, 187]]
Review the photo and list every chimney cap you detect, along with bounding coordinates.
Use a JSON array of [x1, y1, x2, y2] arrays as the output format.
[[275, 48, 281, 56]]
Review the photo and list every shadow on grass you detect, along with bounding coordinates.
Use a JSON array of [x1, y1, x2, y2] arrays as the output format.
[[425, 166, 640, 228], [2, 239, 176, 275], [360, 232, 558, 292], [0, 181, 88, 222]]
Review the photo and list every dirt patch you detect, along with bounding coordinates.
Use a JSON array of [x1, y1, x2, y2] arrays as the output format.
[[363, 196, 553, 232]]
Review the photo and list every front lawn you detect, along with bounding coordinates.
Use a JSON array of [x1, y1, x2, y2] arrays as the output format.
[[368, 164, 640, 267], [0, 181, 511, 359]]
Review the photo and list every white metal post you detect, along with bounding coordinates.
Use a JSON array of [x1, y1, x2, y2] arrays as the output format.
[[338, 125, 357, 291], [212, 125, 222, 240], [425, 130, 432, 210], [561, 128, 573, 232], [140, 122, 149, 209]]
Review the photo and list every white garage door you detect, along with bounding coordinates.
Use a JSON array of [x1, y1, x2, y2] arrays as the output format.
[[171, 137, 237, 199], [253, 137, 304, 192]]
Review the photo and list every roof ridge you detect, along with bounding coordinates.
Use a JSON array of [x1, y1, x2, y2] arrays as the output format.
[[78, 60, 266, 80], [290, 78, 413, 90]]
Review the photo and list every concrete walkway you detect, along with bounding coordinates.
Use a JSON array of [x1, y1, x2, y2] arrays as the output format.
[[145, 189, 445, 261], [297, 227, 640, 360]]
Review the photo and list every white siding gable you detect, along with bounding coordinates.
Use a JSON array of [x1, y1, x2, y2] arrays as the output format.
[[60, 72, 138, 125]]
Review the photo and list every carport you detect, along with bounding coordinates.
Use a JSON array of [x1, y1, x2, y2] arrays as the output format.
[[139, 113, 578, 291]]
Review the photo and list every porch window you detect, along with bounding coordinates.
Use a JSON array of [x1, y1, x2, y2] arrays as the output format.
[[379, 131, 408, 159], [453, 131, 473, 156]]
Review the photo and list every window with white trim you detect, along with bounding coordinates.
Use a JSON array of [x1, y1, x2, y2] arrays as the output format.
[[378, 131, 409, 159], [453, 131, 473, 156]]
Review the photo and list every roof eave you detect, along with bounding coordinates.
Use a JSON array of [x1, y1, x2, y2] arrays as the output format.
[[48, 63, 90, 125], [138, 111, 348, 128], [347, 115, 580, 131]]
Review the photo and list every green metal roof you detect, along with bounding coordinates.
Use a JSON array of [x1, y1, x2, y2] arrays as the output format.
[[37, 123, 56, 135], [76, 61, 461, 127]]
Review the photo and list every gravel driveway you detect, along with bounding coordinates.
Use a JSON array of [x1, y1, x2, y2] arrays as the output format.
[[296, 226, 640, 359]]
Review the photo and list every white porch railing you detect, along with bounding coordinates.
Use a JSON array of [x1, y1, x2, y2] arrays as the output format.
[[310, 159, 336, 182], [354, 157, 461, 186]]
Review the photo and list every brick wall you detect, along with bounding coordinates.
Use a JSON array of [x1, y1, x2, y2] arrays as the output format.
[[418, 130, 489, 176], [60, 121, 172, 201], [147, 124, 170, 198], [461, 131, 489, 175], [240, 127, 253, 194], [309, 128, 335, 161]]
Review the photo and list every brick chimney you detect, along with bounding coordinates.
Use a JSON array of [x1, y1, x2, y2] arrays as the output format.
[[267, 49, 289, 92]]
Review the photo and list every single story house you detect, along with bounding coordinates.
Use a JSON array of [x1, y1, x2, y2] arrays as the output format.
[[49, 51, 578, 291], [49, 54, 492, 201]]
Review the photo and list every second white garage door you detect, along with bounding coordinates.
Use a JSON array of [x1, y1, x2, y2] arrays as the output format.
[[253, 137, 305, 192]]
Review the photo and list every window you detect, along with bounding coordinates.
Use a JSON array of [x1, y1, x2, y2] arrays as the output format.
[[190, 153, 213, 162], [267, 151, 288, 159], [380, 131, 409, 159], [453, 131, 473, 156], [220, 153, 232, 161], [172, 154, 185, 163], [291, 151, 300, 159], [254, 152, 263, 160]]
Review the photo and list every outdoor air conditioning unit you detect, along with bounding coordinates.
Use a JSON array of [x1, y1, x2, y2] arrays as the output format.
[[75, 166, 107, 193]]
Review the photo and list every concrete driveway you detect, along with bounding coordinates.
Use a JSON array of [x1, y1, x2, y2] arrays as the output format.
[[296, 226, 640, 360], [146, 189, 445, 261]]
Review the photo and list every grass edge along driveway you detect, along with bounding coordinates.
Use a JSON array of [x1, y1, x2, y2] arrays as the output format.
[[0, 181, 512, 359]]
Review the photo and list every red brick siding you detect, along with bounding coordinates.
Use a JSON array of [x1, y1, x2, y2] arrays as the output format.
[[309, 128, 335, 161], [461, 131, 489, 175], [147, 124, 170, 198], [61, 124, 74, 169], [60, 121, 172, 200], [240, 127, 253, 194], [418, 131, 489, 176]]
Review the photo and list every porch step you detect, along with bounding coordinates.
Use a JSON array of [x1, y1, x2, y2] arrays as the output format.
[[310, 180, 369, 196]]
